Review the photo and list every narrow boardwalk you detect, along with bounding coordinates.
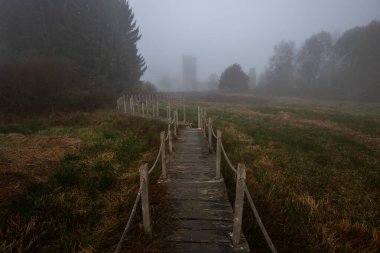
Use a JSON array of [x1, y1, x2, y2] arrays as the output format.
[[164, 128, 250, 253]]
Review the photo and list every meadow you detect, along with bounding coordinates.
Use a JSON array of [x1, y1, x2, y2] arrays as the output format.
[[0, 111, 171, 252], [184, 94, 379, 252], [1, 95, 379, 253]]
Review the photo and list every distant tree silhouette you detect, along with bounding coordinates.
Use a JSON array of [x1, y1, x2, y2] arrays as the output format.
[[259, 41, 296, 95], [219, 64, 249, 92], [257, 21, 380, 101], [0, 0, 146, 93], [0, 0, 148, 115], [334, 20, 380, 100]]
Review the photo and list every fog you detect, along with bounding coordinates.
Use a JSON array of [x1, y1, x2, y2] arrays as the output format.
[[129, 0, 380, 90]]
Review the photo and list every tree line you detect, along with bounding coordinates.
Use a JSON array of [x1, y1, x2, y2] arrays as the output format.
[[218, 21, 380, 101], [257, 21, 380, 101], [0, 0, 147, 116]]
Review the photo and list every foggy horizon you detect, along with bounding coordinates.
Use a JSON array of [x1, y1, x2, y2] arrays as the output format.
[[129, 0, 380, 90]]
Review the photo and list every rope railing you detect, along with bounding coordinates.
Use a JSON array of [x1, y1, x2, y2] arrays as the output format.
[[115, 185, 142, 253], [148, 142, 163, 175], [220, 142, 237, 173], [242, 182, 278, 253], [197, 106, 278, 253], [114, 96, 181, 252]]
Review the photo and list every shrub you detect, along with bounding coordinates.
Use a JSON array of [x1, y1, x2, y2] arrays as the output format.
[[0, 58, 113, 117]]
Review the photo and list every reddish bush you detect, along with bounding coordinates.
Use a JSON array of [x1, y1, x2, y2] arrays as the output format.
[[0, 58, 112, 117]]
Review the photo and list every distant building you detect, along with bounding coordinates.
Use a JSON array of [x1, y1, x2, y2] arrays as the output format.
[[182, 55, 198, 91]]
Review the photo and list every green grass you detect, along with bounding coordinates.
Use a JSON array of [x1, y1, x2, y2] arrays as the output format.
[[190, 95, 380, 253], [0, 110, 170, 252]]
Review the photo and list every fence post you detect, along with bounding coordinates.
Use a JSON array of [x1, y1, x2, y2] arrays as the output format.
[[152, 104, 155, 117], [168, 103, 171, 122], [174, 110, 177, 137], [146, 100, 149, 116], [232, 164, 246, 246], [216, 130, 222, 179], [200, 108, 203, 130], [160, 131, 167, 179], [203, 111, 207, 136], [132, 100, 135, 115], [168, 129, 173, 153], [208, 118, 212, 152], [183, 104, 186, 123], [197, 106, 201, 128], [175, 109, 178, 127], [139, 163, 152, 238], [142, 103, 145, 117], [123, 95, 126, 113], [157, 101, 159, 117]]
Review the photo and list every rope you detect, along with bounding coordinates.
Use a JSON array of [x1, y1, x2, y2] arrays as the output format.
[[242, 182, 278, 253], [148, 142, 163, 174], [114, 185, 143, 253], [211, 126, 217, 138], [220, 142, 237, 173]]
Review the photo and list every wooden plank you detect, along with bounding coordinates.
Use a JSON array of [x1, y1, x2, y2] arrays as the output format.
[[164, 128, 250, 253], [174, 243, 236, 253]]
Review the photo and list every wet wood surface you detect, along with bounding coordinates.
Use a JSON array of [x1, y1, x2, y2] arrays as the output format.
[[164, 128, 250, 253]]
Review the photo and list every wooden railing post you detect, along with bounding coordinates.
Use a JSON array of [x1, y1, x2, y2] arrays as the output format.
[[200, 108, 203, 130], [203, 111, 207, 136], [123, 95, 127, 113], [216, 130, 222, 179], [183, 104, 186, 123], [160, 131, 167, 179], [168, 103, 171, 122], [232, 164, 246, 246], [139, 163, 152, 238], [208, 118, 212, 152], [174, 110, 177, 137], [175, 109, 178, 128], [168, 129, 173, 153], [197, 106, 201, 128]]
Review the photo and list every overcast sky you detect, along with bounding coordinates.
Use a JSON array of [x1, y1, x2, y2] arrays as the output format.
[[128, 0, 380, 90]]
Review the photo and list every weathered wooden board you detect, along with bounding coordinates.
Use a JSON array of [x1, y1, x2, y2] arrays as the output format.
[[163, 128, 250, 253]]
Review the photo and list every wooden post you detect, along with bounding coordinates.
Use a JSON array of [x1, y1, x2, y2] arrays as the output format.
[[139, 164, 152, 237], [123, 95, 127, 113], [142, 103, 145, 117], [168, 129, 173, 153], [183, 104, 186, 123], [203, 111, 207, 136], [156, 101, 159, 117], [146, 100, 149, 115], [197, 106, 200, 128], [152, 104, 155, 117], [200, 108, 203, 129], [232, 164, 246, 246], [160, 132, 167, 179], [216, 130, 222, 179], [168, 103, 171, 122], [174, 111, 177, 137], [175, 109, 178, 130], [208, 118, 212, 151]]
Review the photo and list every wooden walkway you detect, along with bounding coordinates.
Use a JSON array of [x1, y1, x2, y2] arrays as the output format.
[[164, 128, 250, 253]]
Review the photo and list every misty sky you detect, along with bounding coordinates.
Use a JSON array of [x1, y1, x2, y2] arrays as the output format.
[[128, 0, 380, 90]]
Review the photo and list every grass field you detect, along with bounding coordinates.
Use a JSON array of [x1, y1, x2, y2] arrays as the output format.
[[184, 94, 380, 253], [1, 95, 379, 253], [0, 111, 171, 252]]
